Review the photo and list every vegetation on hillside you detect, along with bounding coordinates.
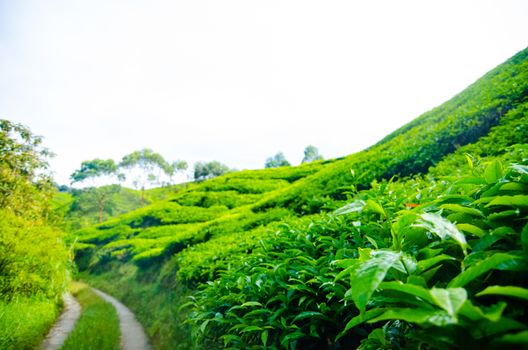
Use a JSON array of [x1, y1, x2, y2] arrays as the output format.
[[70, 48, 528, 349], [1, 47, 524, 350]]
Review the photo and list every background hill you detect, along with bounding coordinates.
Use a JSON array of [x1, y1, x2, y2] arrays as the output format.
[[65, 48, 528, 349]]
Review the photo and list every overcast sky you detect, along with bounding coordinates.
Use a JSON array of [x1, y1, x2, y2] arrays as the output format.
[[1, 0, 527, 185]]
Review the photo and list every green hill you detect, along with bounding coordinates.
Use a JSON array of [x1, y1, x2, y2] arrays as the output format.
[[70, 47, 528, 349]]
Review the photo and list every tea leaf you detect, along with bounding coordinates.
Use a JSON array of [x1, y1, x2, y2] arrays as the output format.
[[476, 286, 528, 300]]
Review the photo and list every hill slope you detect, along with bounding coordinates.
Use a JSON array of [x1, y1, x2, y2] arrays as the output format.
[[71, 47, 528, 349]]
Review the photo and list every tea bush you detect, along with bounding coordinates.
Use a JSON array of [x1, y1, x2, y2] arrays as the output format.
[[188, 158, 528, 349]]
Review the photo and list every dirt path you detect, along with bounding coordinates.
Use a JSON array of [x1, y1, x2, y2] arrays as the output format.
[[41, 294, 81, 350], [93, 288, 153, 350]]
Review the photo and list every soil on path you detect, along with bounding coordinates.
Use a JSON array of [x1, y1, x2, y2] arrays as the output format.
[[93, 288, 153, 350], [41, 294, 81, 350]]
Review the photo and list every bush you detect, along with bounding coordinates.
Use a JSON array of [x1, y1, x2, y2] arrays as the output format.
[[0, 210, 68, 301], [188, 159, 528, 349]]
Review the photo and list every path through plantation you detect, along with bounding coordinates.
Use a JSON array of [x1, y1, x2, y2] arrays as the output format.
[[41, 294, 81, 350], [93, 288, 153, 350], [41, 287, 152, 350]]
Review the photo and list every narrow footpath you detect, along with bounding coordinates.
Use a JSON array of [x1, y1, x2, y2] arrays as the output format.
[[93, 288, 153, 350], [41, 294, 81, 350]]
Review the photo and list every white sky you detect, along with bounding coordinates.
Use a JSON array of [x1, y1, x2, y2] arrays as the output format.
[[1, 0, 527, 185]]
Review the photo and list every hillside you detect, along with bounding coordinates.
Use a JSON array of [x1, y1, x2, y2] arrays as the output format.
[[70, 48, 528, 349]]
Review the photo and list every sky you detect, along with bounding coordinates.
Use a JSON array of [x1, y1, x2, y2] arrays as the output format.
[[0, 0, 527, 186]]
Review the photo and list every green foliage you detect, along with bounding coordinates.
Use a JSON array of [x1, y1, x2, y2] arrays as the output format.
[[61, 282, 120, 350], [62, 186, 144, 230], [194, 161, 231, 181], [265, 151, 291, 168], [70, 158, 118, 183], [188, 158, 528, 349], [70, 159, 124, 223], [0, 297, 59, 350], [172, 190, 259, 209], [0, 210, 69, 301], [119, 148, 172, 196], [200, 177, 290, 194], [0, 119, 53, 217], [0, 119, 69, 349]]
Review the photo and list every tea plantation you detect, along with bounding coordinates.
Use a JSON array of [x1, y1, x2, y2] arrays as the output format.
[[66, 47, 528, 349], [2, 47, 527, 349]]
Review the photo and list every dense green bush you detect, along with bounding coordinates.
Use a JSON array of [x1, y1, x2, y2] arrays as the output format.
[[188, 158, 528, 349], [0, 210, 68, 300], [98, 202, 229, 229], [172, 190, 260, 209]]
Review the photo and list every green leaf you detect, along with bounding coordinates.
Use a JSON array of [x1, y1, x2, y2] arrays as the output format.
[[440, 204, 483, 217], [378, 281, 435, 304], [472, 234, 502, 252], [348, 250, 401, 312], [500, 182, 528, 192], [484, 159, 504, 184], [369, 308, 456, 326], [429, 288, 467, 316], [200, 319, 210, 333], [481, 317, 527, 337], [280, 330, 304, 348], [458, 300, 507, 322], [486, 195, 528, 208], [414, 213, 468, 254], [416, 254, 456, 273], [336, 309, 385, 340], [261, 330, 268, 347], [488, 209, 521, 221], [464, 153, 474, 169], [494, 330, 528, 344], [448, 253, 524, 288], [365, 199, 386, 218], [456, 223, 486, 237], [241, 325, 263, 332], [292, 311, 328, 322], [455, 176, 487, 185], [476, 285, 528, 300], [240, 301, 263, 308], [522, 223, 528, 252]]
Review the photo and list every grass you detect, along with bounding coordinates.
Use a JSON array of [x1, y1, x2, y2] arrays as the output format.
[[60, 282, 120, 350], [0, 297, 59, 350]]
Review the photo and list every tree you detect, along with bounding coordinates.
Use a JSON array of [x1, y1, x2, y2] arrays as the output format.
[[165, 160, 188, 185], [194, 161, 230, 181], [70, 159, 118, 184], [265, 152, 290, 168], [119, 148, 170, 202], [0, 119, 53, 216], [70, 159, 121, 223], [302, 145, 324, 163]]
